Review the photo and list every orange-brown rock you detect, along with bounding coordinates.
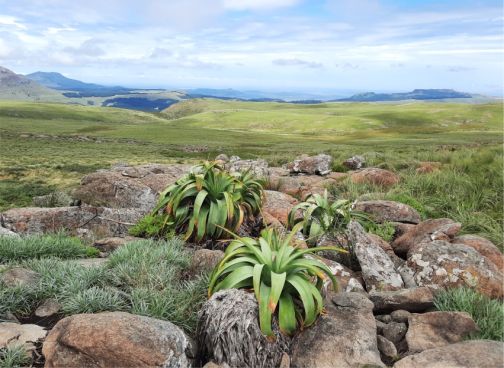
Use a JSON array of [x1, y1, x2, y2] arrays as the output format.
[[262, 190, 298, 226], [453, 234, 503, 271], [416, 161, 441, 174]]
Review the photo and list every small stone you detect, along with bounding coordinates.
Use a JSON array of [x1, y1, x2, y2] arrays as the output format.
[[390, 310, 411, 323], [342, 155, 366, 170], [279, 352, 290, 368], [376, 320, 387, 335], [1, 267, 40, 288], [382, 322, 407, 345], [215, 154, 230, 163], [375, 314, 392, 324], [190, 249, 224, 274], [35, 299, 61, 318], [377, 335, 398, 364]]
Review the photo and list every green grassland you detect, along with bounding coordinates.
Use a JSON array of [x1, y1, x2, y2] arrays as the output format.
[[0, 98, 502, 246]]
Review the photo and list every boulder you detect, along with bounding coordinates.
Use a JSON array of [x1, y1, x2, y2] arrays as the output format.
[[226, 157, 269, 177], [190, 249, 224, 274], [382, 322, 407, 345], [286, 154, 333, 176], [263, 190, 298, 226], [354, 200, 421, 224], [342, 155, 366, 170], [377, 335, 398, 365], [407, 240, 503, 298], [392, 218, 461, 257], [350, 168, 399, 187], [406, 312, 478, 353], [215, 154, 230, 163], [347, 221, 404, 292], [393, 340, 503, 368], [0, 322, 47, 351], [390, 222, 416, 240], [197, 289, 289, 368], [452, 234, 503, 271], [268, 175, 338, 199], [317, 257, 365, 293], [369, 287, 434, 313], [32, 191, 74, 207], [390, 310, 411, 323], [1, 206, 144, 239], [1, 267, 40, 288], [291, 292, 384, 368], [42, 312, 195, 368], [73, 163, 191, 210], [35, 299, 61, 318], [0, 226, 20, 238]]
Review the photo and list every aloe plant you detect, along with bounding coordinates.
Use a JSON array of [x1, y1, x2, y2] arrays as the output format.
[[287, 190, 368, 246], [147, 162, 263, 242], [208, 224, 345, 337]]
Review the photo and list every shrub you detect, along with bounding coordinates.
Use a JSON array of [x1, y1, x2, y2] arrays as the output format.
[[434, 287, 504, 341], [366, 221, 396, 242], [208, 225, 345, 337], [287, 190, 369, 246], [146, 162, 263, 242]]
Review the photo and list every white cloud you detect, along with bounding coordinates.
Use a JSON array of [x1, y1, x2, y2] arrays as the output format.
[[222, 0, 300, 11], [273, 58, 323, 68]]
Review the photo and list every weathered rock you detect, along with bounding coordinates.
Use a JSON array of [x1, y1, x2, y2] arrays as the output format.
[[342, 155, 366, 170], [377, 335, 398, 365], [74, 163, 191, 210], [35, 299, 61, 318], [190, 249, 224, 274], [318, 257, 365, 293], [390, 222, 416, 239], [0, 226, 20, 238], [406, 312, 478, 354], [369, 287, 434, 313], [215, 154, 230, 163], [453, 234, 504, 270], [72, 258, 108, 268], [1, 206, 144, 239], [43, 312, 194, 368], [32, 191, 74, 207], [392, 218, 461, 257], [347, 221, 404, 292], [93, 236, 140, 253], [354, 200, 421, 224], [263, 190, 298, 226], [197, 289, 289, 368], [376, 314, 392, 324], [407, 241, 504, 298], [351, 168, 399, 187], [226, 157, 269, 177], [0, 322, 47, 351], [415, 162, 441, 175], [279, 353, 290, 368], [390, 310, 411, 323], [268, 175, 338, 199], [291, 292, 384, 368], [393, 340, 504, 368], [375, 319, 386, 334], [382, 322, 407, 345], [1, 267, 40, 288], [286, 154, 333, 176]]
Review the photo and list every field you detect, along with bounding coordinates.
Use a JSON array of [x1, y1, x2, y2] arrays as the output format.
[[0, 99, 502, 247]]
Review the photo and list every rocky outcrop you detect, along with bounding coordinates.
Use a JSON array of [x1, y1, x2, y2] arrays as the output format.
[[197, 289, 289, 368], [291, 292, 384, 368], [407, 240, 503, 298], [453, 234, 504, 270], [350, 168, 399, 187], [405, 312, 479, 353], [392, 218, 461, 256], [286, 154, 333, 176], [354, 200, 421, 224], [42, 312, 195, 368], [369, 287, 434, 313], [74, 163, 191, 210], [263, 190, 298, 226], [1, 206, 144, 239], [347, 221, 404, 292], [393, 340, 504, 368]]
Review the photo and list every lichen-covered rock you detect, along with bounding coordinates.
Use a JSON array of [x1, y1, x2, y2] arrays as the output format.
[[286, 154, 333, 176], [197, 289, 289, 368], [393, 340, 503, 368], [392, 218, 461, 257], [0, 226, 20, 238], [382, 322, 407, 345], [354, 200, 421, 224], [43, 312, 194, 368], [350, 168, 399, 187], [263, 190, 298, 226], [317, 257, 365, 293], [347, 221, 404, 292], [452, 234, 504, 271], [369, 287, 434, 313], [342, 155, 366, 170], [291, 292, 384, 368], [406, 312, 478, 354], [226, 157, 269, 177], [1, 206, 144, 239], [74, 163, 191, 210], [407, 240, 503, 298]]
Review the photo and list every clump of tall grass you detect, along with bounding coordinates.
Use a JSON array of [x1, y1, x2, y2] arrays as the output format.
[[434, 287, 504, 341], [0, 345, 31, 368]]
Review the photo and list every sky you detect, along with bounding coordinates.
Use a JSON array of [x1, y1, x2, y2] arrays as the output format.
[[0, 0, 502, 95]]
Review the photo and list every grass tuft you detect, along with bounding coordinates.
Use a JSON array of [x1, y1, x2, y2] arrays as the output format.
[[0, 345, 31, 368]]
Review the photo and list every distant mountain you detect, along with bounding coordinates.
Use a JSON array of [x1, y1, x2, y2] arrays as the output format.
[[0, 66, 62, 100], [336, 89, 473, 102], [185, 88, 351, 101], [26, 71, 132, 97]]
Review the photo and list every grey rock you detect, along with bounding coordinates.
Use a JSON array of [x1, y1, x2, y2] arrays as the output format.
[[390, 310, 411, 323], [0, 322, 47, 351], [287, 154, 333, 176], [291, 292, 384, 368], [369, 287, 434, 313], [1, 267, 40, 288], [35, 299, 61, 318], [226, 158, 269, 177], [0, 226, 20, 238], [347, 221, 404, 292], [382, 322, 407, 345], [354, 200, 421, 224], [342, 155, 366, 170], [190, 249, 224, 274], [377, 335, 398, 365], [376, 314, 392, 324]]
